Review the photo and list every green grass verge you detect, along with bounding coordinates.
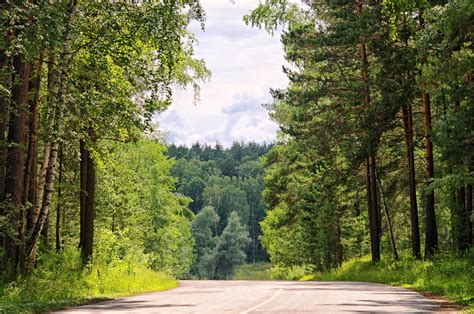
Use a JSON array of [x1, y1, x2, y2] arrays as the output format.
[[0, 255, 177, 313], [301, 254, 474, 312], [232, 262, 273, 280]]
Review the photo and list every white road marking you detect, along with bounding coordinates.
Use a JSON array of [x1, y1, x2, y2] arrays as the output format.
[[240, 286, 283, 314]]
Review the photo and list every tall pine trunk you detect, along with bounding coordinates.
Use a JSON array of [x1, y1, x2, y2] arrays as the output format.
[[402, 104, 421, 259], [365, 157, 380, 262], [422, 91, 438, 257], [371, 156, 381, 243], [376, 169, 398, 260], [418, 10, 438, 257], [418, 10, 438, 258], [357, 0, 380, 262]]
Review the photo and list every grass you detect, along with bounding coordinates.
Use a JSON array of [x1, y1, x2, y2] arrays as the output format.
[[3, 252, 471, 312], [0, 251, 178, 313], [302, 254, 474, 312], [232, 262, 273, 280]]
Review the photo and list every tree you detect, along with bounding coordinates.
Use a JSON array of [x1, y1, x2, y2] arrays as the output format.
[[241, 176, 266, 262], [416, 0, 473, 254], [245, 0, 473, 271], [1, 0, 209, 276], [192, 206, 219, 277], [96, 138, 195, 278], [200, 211, 249, 279], [168, 142, 270, 266], [203, 177, 250, 234]]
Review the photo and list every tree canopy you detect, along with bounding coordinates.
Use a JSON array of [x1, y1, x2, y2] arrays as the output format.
[[245, 0, 473, 272]]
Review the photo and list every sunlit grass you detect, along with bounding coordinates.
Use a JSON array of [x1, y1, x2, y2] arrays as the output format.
[[301, 253, 474, 311], [0, 250, 177, 313], [232, 262, 273, 280]]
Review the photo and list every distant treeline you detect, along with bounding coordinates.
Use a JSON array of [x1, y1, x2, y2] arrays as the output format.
[[167, 142, 272, 277]]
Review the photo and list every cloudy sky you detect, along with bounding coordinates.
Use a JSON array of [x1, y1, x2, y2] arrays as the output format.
[[156, 0, 288, 147]]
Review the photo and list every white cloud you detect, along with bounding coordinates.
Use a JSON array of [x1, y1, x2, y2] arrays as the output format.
[[156, 0, 288, 147], [158, 94, 278, 147]]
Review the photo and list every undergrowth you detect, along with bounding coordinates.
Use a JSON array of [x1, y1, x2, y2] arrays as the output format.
[[301, 253, 474, 311], [0, 250, 177, 313], [232, 262, 272, 280]]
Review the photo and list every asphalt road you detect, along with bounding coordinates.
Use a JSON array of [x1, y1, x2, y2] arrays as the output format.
[[57, 280, 446, 313]]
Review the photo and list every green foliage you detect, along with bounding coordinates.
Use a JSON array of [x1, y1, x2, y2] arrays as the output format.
[[168, 142, 271, 272], [260, 143, 351, 271], [231, 262, 272, 280], [97, 138, 195, 278], [249, 0, 473, 276], [203, 176, 250, 233], [243, 0, 302, 34], [270, 264, 310, 281], [0, 249, 177, 313], [303, 253, 474, 311], [199, 212, 250, 279], [192, 206, 219, 277], [1, 0, 209, 280]]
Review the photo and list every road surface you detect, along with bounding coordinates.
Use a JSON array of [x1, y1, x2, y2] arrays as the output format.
[[57, 280, 447, 313]]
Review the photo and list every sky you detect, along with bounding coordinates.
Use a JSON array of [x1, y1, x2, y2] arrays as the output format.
[[156, 0, 288, 147]]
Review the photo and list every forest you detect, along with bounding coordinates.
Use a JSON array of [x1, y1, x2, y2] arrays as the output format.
[[168, 142, 271, 278], [0, 1, 210, 312], [0, 0, 473, 312], [246, 0, 473, 267], [243, 0, 473, 307]]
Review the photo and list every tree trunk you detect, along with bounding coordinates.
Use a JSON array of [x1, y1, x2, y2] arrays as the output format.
[[24, 52, 44, 235], [25, 142, 59, 263], [467, 184, 473, 246], [82, 128, 96, 264], [370, 155, 381, 242], [369, 155, 381, 261], [0, 49, 11, 270], [336, 216, 344, 266], [418, 10, 438, 258], [79, 139, 88, 248], [31, 144, 50, 228], [55, 146, 63, 253], [0, 0, 13, 202], [402, 104, 421, 259], [41, 215, 49, 246], [376, 170, 399, 260], [24, 0, 77, 269], [29, 54, 57, 232], [251, 214, 256, 264], [0, 50, 11, 201], [356, 0, 380, 262], [4, 54, 30, 270], [422, 91, 438, 257], [456, 186, 468, 254], [365, 157, 380, 262]]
